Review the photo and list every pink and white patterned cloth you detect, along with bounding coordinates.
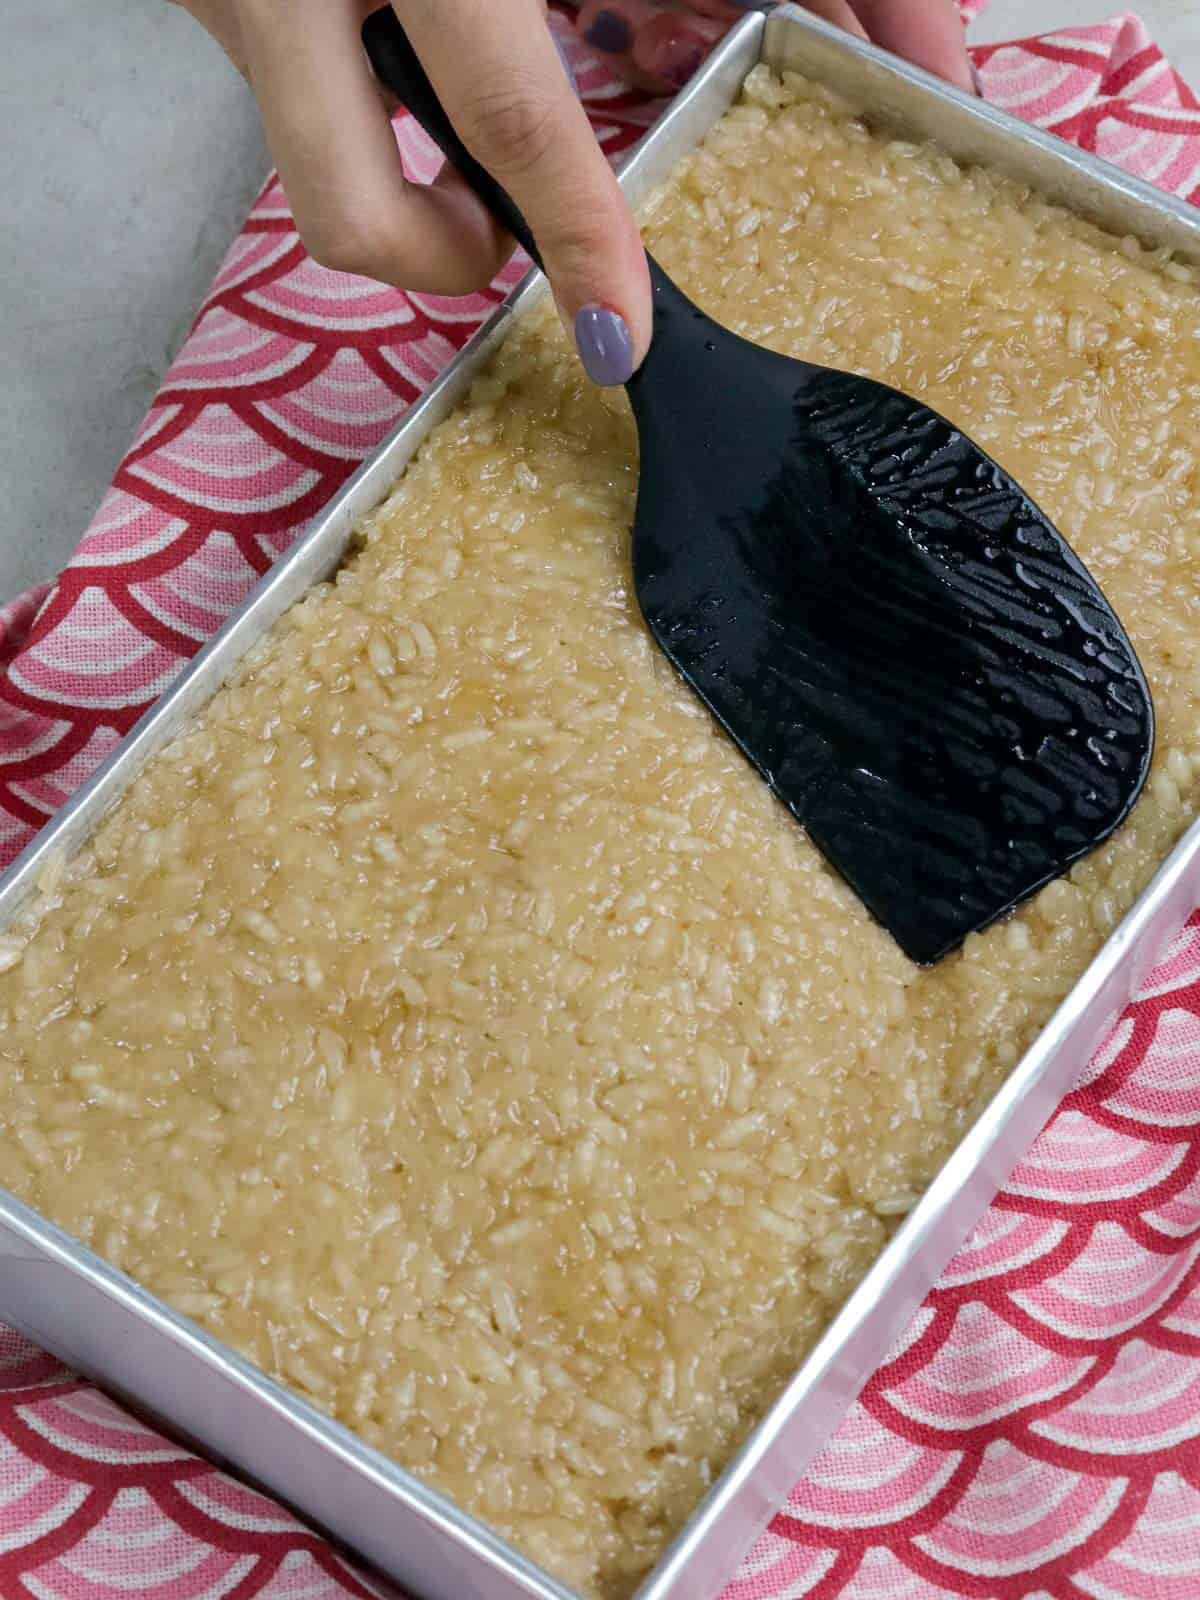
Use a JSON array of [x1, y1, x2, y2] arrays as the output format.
[[4, 8, 1200, 1598]]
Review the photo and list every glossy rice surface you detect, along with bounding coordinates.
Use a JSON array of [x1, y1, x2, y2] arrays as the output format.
[[3, 67, 1200, 1598]]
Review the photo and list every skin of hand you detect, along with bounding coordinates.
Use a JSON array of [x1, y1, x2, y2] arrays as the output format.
[[172, 0, 973, 386]]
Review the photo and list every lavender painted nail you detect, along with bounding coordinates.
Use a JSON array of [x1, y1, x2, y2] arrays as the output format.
[[574, 304, 634, 387], [584, 9, 632, 54], [554, 35, 578, 94]]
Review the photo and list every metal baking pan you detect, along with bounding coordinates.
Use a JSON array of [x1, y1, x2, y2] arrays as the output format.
[[4, 8, 1200, 1598]]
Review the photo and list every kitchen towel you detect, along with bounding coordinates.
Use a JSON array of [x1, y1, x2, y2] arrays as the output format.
[[4, 9, 1200, 1598]]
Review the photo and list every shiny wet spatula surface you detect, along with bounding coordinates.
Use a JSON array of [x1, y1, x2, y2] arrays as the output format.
[[362, 9, 1154, 965]]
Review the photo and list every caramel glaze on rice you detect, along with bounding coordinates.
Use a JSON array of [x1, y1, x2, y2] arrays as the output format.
[[3, 66, 1200, 1597]]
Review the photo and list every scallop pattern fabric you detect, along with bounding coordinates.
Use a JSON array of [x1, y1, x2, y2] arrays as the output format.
[[4, 9, 1200, 1600]]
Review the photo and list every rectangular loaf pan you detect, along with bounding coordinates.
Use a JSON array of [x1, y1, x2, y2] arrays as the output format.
[[4, 9, 1200, 1598]]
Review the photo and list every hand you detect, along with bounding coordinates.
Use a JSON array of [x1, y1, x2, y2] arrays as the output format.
[[575, 0, 974, 97], [174, 0, 971, 390]]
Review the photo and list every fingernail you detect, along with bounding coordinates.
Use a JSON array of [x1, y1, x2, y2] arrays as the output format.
[[584, 9, 632, 53], [574, 304, 634, 387], [640, 27, 709, 89], [970, 61, 984, 97], [554, 35, 579, 94]]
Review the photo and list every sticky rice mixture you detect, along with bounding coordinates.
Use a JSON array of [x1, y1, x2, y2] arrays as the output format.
[[3, 66, 1200, 1598]]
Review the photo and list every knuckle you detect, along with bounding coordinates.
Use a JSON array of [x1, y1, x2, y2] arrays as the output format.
[[459, 83, 559, 177], [539, 200, 624, 279], [304, 215, 391, 281], [235, 0, 277, 25]]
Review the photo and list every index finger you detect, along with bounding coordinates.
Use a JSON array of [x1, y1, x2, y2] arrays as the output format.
[[395, 0, 652, 381]]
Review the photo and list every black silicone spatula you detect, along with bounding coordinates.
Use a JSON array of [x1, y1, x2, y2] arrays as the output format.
[[362, 9, 1154, 965]]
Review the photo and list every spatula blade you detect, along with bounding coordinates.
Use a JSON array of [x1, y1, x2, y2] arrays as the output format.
[[630, 343, 1154, 966], [357, 8, 1153, 966]]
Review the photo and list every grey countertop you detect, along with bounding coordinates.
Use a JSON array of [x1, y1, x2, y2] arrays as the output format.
[[4, 1, 1199, 605], [3, 0, 266, 601]]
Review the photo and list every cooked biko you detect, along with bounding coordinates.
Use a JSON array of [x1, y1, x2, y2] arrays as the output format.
[[3, 65, 1200, 1599]]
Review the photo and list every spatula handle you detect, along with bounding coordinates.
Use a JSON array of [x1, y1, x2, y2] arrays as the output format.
[[362, 8, 542, 270]]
